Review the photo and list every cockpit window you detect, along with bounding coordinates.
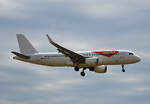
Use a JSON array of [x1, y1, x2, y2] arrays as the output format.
[[129, 53, 134, 55]]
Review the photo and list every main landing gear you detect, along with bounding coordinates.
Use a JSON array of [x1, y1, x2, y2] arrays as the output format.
[[74, 66, 79, 71], [80, 68, 86, 77], [74, 67, 86, 77], [122, 64, 125, 72]]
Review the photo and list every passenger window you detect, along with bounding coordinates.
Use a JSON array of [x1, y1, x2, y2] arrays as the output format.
[[129, 53, 134, 55]]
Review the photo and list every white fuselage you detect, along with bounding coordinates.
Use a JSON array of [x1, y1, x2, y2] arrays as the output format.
[[13, 50, 141, 68], [12, 34, 142, 76]]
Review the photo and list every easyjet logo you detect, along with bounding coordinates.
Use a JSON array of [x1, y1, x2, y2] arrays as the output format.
[[92, 51, 119, 57]]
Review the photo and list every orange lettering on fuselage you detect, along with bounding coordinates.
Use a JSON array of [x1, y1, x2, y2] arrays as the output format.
[[92, 51, 119, 57]]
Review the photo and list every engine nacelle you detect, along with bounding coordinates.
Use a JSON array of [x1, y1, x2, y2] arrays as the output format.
[[85, 57, 99, 66], [94, 65, 107, 73]]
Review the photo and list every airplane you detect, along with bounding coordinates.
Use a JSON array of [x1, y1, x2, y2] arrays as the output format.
[[12, 34, 141, 77]]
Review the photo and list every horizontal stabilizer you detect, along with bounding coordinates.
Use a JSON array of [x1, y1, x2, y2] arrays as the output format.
[[11, 51, 30, 59]]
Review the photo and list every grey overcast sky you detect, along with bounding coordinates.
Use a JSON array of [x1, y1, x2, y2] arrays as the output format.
[[0, 0, 150, 104]]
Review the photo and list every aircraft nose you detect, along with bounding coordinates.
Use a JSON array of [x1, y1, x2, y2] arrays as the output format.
[[135, 56, 141, 62]]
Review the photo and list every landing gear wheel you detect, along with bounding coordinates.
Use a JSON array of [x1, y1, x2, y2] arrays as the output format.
[[89, 67, 94, 71], [80, 72, 85, 77], [121, 64, 125, 72], [74, 66, 79, 72], [80, 67, 86, 77], [122, 69, 125, 72]]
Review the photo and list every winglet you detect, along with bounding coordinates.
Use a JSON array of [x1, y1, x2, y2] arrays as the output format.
[[46, 34, 53, 44]]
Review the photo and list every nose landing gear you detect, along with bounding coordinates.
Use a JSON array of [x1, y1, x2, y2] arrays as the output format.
[[122, 64, 125, 72]]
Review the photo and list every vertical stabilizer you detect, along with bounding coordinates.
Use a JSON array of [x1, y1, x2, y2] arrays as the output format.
[[16, 34, 38, 54]]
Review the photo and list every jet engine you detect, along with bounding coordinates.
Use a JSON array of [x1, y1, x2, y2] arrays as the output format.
[[94, 65, 107, 73]]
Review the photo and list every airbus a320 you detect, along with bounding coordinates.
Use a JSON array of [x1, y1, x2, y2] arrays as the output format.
[[12, 34, 141, 76]]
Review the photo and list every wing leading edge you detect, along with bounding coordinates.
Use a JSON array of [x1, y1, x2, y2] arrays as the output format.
[[46, 34, 86, 64]]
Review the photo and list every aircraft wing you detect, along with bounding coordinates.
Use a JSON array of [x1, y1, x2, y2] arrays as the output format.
[[46, 34, 86, 64]]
